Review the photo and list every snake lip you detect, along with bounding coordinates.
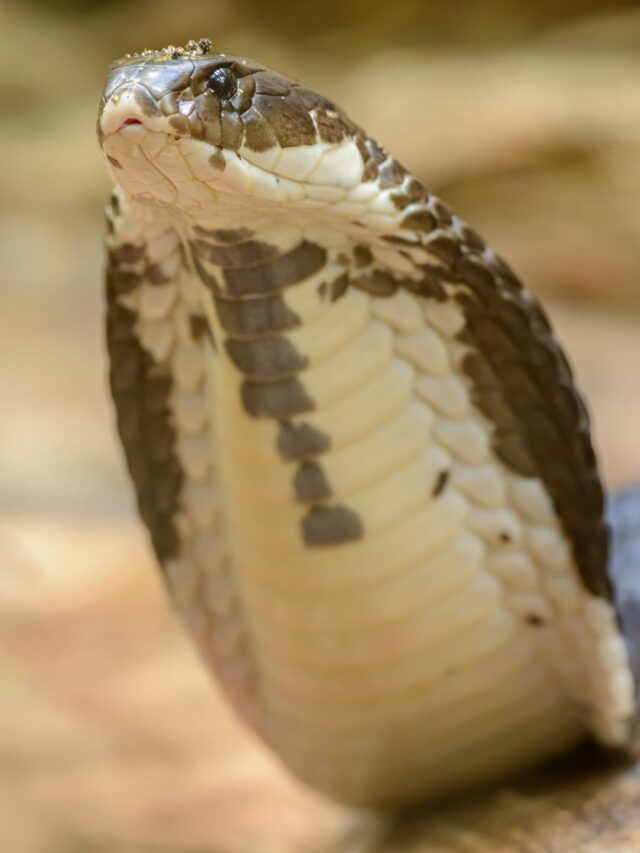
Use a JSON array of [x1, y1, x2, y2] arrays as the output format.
[[111, 116, 146, 135], [99, 81, 164, 138]]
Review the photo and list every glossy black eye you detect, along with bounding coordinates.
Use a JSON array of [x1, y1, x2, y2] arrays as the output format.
[[207, 67, 237, 99]]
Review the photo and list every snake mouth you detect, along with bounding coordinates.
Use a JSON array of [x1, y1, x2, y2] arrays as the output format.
[[110, 116, 146, 135], [99, 82, 169, 140]]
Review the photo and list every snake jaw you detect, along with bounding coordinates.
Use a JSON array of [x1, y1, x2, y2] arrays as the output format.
[[99, 87, 162, 139], [98, 48, 387, 215]]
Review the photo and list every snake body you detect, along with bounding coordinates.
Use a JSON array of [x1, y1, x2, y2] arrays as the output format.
[[98, 39, 638, 806]]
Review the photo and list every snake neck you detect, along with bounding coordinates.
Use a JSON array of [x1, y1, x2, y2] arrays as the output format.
[[176, 212, 621, 802], [106, 188, 635, 806]]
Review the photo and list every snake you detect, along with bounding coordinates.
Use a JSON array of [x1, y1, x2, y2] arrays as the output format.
[[97, 38, 640, 807]]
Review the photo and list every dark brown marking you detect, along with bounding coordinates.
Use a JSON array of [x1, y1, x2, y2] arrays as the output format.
[[106, 251, 182, 566], [134, 86, 161, 118], [357, 136, 386, 182], [189, 114, 205, 140], [107, 263, 141, 295], [427, 234, 463, 264], [494, 431, 537, 478], [499, 532, 512, 544], [526, 615, 545, 627], [450, 254, 608, 596], [330, 273, 349, 302], [432, 198, 454, 225], [294, 461, 332, 502], [169, 113, 191, 134], [241, 378, 314, 418], [378, 159, 407, 189], [432, 470, 450, 498], [209, 150, 226, 171], [318, 273, 349, 302], [193, 226, 253, 243], [302, 505, 364, 546], [276, 421, 330, 460], [145, 262, 170, 285], [190, 314, 215, 348], [214, 293, 301, 338], [243, 109, 280, 152], [107, 154, 122, 170], [314, 107, 346, 144], [112, 243, 145, 263], [402, 208, 438, 232], [223, 241, 327, 296], [201, 96, 223, 147], [390, 193, 413, 212], [231, 73, 256, 115], [456, 256, 495, 292], [225, 337, 308, 378], [191, 237, 279, 268], [147, 412, 174, 462], [389, 178, 426, 210], [254, 70, 291, 97], [353, 244, 373, 268], [143, 373, 172, 412], [107, 241, 176, 297], [352, 270, 398, 297], [383, 234, 418, 247], [460, 225, 486, 251], [221, 110, 244, 150], [253, 93, 316, 147]]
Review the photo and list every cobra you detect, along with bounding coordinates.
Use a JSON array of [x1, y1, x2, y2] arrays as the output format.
[[97, 38, 639, 807]]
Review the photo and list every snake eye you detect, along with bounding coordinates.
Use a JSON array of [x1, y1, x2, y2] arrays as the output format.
[[207, 67, 237, 100]]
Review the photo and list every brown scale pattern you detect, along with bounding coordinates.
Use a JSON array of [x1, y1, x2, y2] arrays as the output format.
[[105, 234, 183, 566], [101, 50, 361, 157], [190, 229, 364, 546], [384, 179, 609, 598]]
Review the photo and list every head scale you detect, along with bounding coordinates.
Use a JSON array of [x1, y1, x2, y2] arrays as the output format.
[[97, 40, 382, 213]]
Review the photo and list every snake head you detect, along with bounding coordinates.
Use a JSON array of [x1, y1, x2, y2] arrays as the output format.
[[97, 40, 387, 213]]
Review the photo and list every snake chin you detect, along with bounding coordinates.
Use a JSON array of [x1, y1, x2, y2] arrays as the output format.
[[100, 118, 372, 225]]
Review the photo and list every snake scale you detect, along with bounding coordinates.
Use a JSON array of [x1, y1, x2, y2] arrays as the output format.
[[97, 38, 640, 807]]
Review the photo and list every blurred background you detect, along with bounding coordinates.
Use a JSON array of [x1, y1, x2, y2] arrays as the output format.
[[1, 1, 640, 850]]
